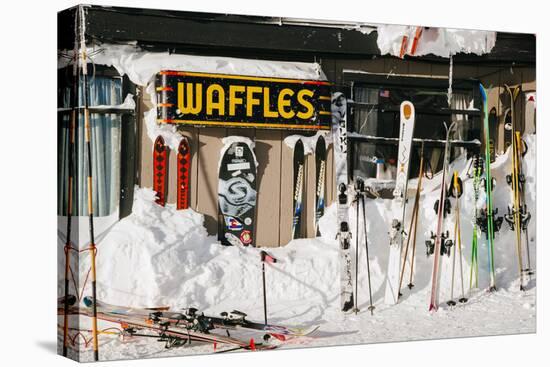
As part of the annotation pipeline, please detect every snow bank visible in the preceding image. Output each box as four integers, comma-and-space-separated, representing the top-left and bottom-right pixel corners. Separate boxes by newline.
65, 135, 535, 317
376, 25, 496, 58
63, 135, 535, 361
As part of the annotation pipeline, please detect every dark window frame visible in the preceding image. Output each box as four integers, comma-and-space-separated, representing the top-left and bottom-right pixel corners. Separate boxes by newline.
343, 71, 482, 185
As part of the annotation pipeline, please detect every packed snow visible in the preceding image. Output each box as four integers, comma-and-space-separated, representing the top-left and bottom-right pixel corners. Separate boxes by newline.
58, 134, 536, 362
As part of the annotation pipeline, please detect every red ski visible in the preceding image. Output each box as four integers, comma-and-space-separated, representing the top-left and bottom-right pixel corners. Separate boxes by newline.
177, 137, 191, 210
153, 136, 168, 206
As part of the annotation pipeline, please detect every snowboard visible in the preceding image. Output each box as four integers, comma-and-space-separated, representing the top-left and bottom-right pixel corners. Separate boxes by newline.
153, 136, 168, 206
218, 141, 257, 247
385, 101, 415, 305
177, 137, 191, 210
314, 135, 327, 236
332, 92, 354, 312
291, 139, 305, 239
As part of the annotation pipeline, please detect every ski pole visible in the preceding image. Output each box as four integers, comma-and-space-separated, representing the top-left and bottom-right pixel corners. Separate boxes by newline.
408, 143, 425, 289
448, 193, 458, 306
353, 181, 361, 314
63, 35, 78, 356
361, 191, 375, 315
398, 143, 424, 294
260, 251, 277, 325
398, 188, 418, 296
79, 6, 99, 360
456, 194, 468, 303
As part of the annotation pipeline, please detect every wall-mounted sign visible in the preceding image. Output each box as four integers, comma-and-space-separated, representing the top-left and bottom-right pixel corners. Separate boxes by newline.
156, 71, 331, 130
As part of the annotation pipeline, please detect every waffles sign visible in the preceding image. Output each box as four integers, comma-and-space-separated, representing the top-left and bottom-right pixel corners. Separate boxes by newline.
156, 71, 331, 130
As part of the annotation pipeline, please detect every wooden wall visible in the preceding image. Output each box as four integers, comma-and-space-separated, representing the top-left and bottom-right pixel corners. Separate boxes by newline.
139, 91, 335, 247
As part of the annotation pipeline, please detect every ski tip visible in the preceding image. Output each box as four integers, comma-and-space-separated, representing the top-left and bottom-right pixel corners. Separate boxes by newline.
400, 101, 414, 120
479, 83, 487, 101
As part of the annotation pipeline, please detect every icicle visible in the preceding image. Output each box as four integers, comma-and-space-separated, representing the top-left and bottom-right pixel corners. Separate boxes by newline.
447, 55, 453, 107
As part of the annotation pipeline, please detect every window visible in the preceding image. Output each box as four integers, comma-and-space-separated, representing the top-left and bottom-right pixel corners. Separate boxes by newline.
58, 68, 134, 217
345, 72, 481, 184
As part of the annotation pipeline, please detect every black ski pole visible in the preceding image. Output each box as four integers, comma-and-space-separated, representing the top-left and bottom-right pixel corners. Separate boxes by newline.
260, 251, 277, 325
361, 189, 375, 315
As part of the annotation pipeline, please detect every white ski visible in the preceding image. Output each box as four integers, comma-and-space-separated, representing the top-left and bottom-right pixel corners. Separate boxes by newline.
332, 92, 354, 312
384, 101, 416, 305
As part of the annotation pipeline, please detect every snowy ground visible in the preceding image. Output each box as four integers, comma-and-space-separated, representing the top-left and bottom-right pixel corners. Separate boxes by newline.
58, 135, 536, 362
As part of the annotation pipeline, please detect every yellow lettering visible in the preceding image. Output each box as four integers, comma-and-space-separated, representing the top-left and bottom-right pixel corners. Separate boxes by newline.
296, 89, 314, 119
206, 84, 225, 115
278, 88, 295, 119
263, 87, 278, 118
246, 86, 262, 117
229, 85, 246, 116
177, 82, 202, 114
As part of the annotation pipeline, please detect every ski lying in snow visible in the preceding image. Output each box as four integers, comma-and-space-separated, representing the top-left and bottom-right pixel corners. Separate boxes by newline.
385, 101, 415, 305
427, 121, 456, 312
83, 297, 318, 338
153, 135, 168, 206
218, 141, 257, 246
291, 139, 305, 239
177, 137, 191, 210
314, 135, 327, 236
81, 298, 277, 351
332, 92, 354, 313
152, 310, 319, 338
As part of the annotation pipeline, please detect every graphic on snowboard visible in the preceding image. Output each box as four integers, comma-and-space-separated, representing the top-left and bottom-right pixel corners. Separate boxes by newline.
177, 137, 191, 210
153, 135, 168, 206
218, 141, 257, 247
